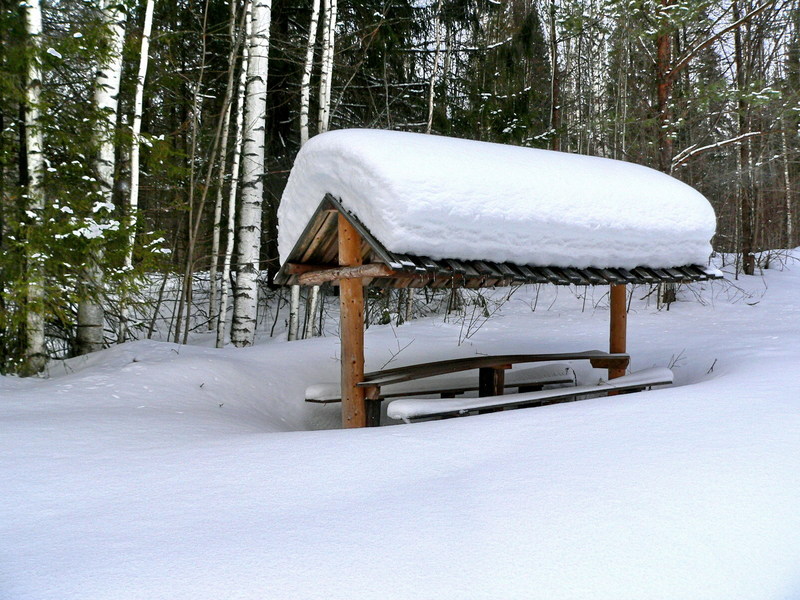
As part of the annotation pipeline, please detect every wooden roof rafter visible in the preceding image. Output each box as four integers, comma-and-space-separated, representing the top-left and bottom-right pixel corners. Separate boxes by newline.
275, 194, 723, 289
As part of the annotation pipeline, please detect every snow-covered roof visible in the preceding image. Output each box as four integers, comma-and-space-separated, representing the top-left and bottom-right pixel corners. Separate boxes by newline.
278, 129, 716, 270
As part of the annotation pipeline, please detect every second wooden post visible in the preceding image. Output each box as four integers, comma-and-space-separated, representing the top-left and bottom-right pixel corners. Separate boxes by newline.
609, 284, 627, 380
339, 214, 367, 427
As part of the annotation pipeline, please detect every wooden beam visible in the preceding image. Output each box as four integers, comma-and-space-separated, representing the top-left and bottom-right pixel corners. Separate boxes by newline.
609, 284, 627, 379
339, 214, 367, 428
299, 263, 397, 286
284, 262, 337, 275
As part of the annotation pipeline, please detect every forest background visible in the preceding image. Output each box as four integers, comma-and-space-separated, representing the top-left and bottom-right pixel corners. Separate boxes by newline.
1, 0, 798, 375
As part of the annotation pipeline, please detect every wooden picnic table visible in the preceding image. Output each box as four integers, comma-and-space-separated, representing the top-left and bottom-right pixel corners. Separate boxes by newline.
387, 367, 673, 423
356, 350, 630, 426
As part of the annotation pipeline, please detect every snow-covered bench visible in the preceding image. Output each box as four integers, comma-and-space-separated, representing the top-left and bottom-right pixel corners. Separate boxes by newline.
386, 367, 674, 423
305, 362, 576, 403
308, 350, 629, 426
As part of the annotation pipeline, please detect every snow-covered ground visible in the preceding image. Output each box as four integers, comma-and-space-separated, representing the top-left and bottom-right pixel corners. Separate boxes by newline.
2, 257, 800, 599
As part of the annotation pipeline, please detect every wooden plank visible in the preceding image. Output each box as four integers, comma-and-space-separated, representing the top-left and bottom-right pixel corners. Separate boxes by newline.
300, 210, 338, 263
387, 368, 673, 421
614, 268, 638, 283
631, 267, 658, 284
522, 266, 551, 284
299, 263, 398, 286
664, 267, 686, 281
540, 267, 570, 285
609, 284, 627, 380
597, 268, 625, 284
651, 268, 672, 280
339, 214, 367, 428
360, 351, 629, 387
589, 356, 630, 369
577, 268, 605, 285
306, 364, 574, 403
558, 267, 588, 285
325, 194, 400, 270
504, 264, 530, 284
472, 261, 502, 287
685, 265, 708, 280
284, 262, 337, 275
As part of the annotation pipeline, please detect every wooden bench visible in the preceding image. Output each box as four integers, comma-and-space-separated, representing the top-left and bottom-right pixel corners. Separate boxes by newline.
306, 363, 576, 403
308, 350, 630, 426
386, 367, 674, 423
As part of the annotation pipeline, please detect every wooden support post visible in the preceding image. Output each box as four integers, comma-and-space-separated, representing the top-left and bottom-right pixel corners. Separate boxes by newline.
609, 284, 627, 380
339, 214, 367, 428
478, 365, 508, 397
478, 366, 507, 414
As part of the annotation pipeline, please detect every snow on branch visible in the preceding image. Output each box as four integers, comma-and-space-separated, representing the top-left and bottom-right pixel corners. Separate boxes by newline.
672, 131, 762, 169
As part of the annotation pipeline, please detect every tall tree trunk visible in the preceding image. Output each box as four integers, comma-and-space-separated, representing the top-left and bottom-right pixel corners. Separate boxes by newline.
299, 0, 320, 145
782, 116, 793, 247
231, 0, 272, 347
549, 0, 560, 152
175, 0, 211, 344
655, 0, 674, 174
295, 0, 335, 340
22, 0, 46, 375
426, 0, 443, 135
121, 0, 155, 342
217, 1, 251, 348
288, 285, 300, 340
734, 0, 755, 275
317, 0, 336, 132
210, 0, 246, 332
79, 0, 127, 355
655, 0, 676, 304
290, 0, 321, 341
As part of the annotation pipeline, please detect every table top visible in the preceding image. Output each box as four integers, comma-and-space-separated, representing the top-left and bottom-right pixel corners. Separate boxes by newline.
358, 350, 630, 387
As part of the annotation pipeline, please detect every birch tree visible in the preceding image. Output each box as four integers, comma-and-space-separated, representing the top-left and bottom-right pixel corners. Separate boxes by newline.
291, 0, 321, 341
231, 0, 272, 347
217, 2, 251, 348
210, 0, 246, 333
78, 0, 127, 354
121, 0, 155, 341
22, 0, 46, 374
304, 0, 337, 339
299, 0, 321, 146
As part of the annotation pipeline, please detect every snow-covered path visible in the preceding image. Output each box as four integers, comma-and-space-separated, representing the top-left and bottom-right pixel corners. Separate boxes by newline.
2, 262, 800, 599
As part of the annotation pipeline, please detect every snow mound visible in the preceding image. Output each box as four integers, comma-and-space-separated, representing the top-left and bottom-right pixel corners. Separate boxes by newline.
278, 129, 717, 269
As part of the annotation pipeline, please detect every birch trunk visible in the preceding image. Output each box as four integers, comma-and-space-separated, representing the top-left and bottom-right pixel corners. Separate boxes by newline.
307, 0, 337, 337
425, 0, 442, 135
317, 0, 336, 132
23, 0, 46, 374
782, 116, 793, 246
548, 0, 561, 152
288, 285, 300, 340
209, 101, 232, 332
217, 1, 251, 348
210, 1, 244, 332
120, 0, 155, 341
288, 0, 320, 340
733, 0, 755, 275
299, 0, 320, 145
231, 0, 271, 347
79, 0, 126, 355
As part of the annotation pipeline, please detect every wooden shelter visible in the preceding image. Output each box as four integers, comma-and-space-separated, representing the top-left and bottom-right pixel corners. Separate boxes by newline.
275, 193, 720, 428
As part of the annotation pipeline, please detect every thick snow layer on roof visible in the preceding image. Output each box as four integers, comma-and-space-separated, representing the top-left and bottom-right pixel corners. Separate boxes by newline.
278, 129, 716, 269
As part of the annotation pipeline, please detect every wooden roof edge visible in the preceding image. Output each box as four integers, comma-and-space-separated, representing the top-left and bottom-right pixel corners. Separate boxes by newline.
275, 194, 399, 285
